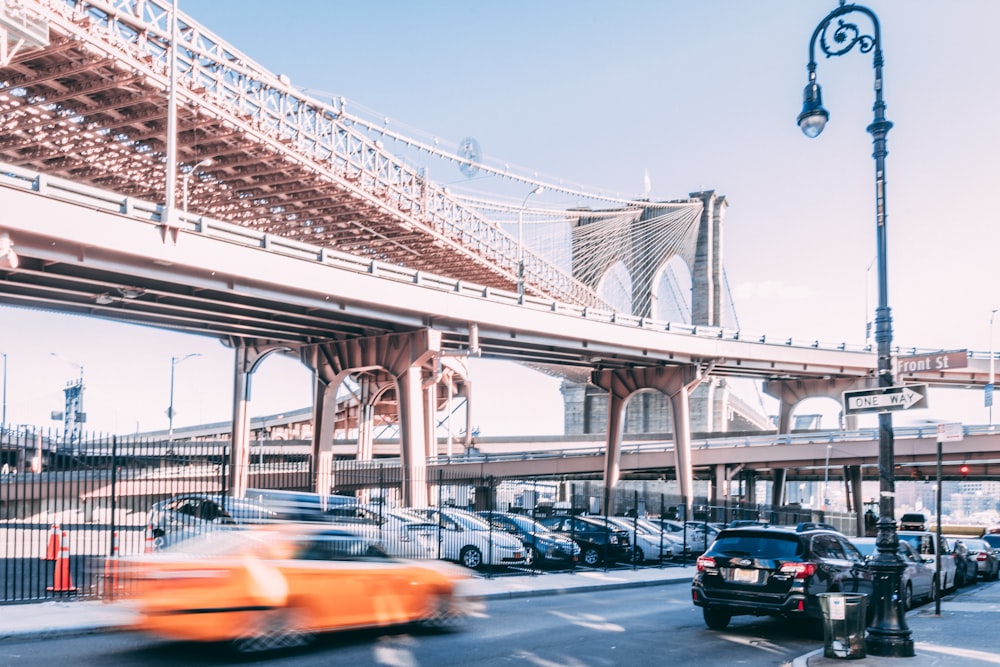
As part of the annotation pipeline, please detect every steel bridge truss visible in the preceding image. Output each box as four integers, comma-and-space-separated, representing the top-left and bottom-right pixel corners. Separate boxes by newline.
0, 0, 608, 306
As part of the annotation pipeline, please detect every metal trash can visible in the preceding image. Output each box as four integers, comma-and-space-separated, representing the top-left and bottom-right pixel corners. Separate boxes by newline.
818, 593, 867, 659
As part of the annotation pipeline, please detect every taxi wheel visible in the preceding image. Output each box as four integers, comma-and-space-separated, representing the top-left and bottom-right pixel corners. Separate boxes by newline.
525, 546, 540, 567
231, 608, 314, 654
461, 546, 483, 569
420, 594, 462, 632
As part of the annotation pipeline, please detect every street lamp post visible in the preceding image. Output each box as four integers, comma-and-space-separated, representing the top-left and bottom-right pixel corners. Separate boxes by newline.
1, 351, 7, 427
517, 185, 544, 299
989, 308, 998, 425
823, 444, 831, 508
798, 3, 913, 657
168, 353, 201, 440
181, 158, 213, 213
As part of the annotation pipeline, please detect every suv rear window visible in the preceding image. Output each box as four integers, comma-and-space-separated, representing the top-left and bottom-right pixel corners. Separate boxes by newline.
709, 533, 802, 558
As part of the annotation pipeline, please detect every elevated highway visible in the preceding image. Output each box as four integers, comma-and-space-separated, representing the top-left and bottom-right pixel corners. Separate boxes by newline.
1, 0, 995, 512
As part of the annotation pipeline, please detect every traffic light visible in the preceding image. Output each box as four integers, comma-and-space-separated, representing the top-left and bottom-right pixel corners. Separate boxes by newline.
959, 464, 970, 476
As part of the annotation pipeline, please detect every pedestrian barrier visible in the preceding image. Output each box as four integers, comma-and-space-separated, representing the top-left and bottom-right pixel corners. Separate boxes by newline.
46, 530, 77, 593
42, 522, 61, 561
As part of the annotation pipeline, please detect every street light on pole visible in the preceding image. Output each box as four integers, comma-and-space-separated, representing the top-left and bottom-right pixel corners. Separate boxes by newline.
517, 185, 544, 299
798, 3, 913, 657
181, 158, 213, 213
989, 308, 998, 425
823, 444, 831, 508
1, 351, 7, 428
168, 353, 201, 441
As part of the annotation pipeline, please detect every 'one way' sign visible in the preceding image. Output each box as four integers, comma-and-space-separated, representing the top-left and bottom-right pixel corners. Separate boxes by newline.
843, 384, 928, 415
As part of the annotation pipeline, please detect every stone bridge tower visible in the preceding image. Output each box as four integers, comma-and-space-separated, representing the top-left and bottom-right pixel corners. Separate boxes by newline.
561, 191, 758, 437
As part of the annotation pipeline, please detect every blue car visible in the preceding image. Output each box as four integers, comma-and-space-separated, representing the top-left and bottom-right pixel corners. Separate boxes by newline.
477, 511, 580, 568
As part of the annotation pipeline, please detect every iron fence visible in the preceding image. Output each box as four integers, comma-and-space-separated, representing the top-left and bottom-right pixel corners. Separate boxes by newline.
1, 426, 865, 604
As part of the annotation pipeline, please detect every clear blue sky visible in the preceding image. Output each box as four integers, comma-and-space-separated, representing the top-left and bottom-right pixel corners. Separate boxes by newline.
3, 0, 999, 435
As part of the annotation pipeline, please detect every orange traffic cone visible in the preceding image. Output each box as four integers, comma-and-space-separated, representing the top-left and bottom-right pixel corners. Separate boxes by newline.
42, 522, 61, 561
103, 530, 122, 599
143, 524, 155, 554
47, 530, 77, 593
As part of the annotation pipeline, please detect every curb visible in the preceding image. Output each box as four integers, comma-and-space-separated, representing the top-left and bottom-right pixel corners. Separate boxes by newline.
477, 573, 690, 601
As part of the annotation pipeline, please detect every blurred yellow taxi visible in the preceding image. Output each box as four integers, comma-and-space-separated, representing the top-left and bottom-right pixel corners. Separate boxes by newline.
120, 523, 476, 652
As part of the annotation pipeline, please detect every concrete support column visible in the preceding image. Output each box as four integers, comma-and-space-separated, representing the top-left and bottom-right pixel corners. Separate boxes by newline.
230, 345, 252, 499
743, 469, 757, 505
423, 377, 437, 459
846, 464, 864, 537
397, 363, 428, 507
593, 364, 702, 517
227, 340, 295, 499
306, 330, 441, 507
772, 468, 787, 507
357, 375, 376, 461
712, 464, 727, 507
312, 372, 342, 495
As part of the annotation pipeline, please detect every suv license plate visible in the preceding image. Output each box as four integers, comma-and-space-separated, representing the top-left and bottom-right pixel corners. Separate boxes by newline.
731, 568, 759, 584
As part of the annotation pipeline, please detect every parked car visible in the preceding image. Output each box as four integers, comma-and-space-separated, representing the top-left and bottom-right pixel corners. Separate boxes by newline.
476, 511, 580, 567
538, 515, 632, 566
409, 507, 527, 570
692, 522, 874, 630
896, 530, 959, 592
945, 537, 979, 587
320, 504, 439, 559
959, 537, 1000, 581
604, 516, 676, 563
648, 518, 716, 554
849, 536, 936, 609
983, 533, 1000, 553
121, 523, 475, 652
898, 512, 927, 531
145, 493, 278, 551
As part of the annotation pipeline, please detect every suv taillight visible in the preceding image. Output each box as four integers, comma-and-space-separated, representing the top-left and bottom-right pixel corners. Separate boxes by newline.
779, 562, 817, 579
696, 555, 716, 571
976, 553, 987, 562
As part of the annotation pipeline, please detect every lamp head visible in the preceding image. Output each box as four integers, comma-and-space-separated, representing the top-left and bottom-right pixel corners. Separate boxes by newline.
797, 80, 829, 138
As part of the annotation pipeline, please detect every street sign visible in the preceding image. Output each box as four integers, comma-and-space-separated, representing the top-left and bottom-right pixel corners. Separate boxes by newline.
986, 383, 994, 408
843, 384, 929, 415
936, 422, 963, 442
897, 350, 968, 375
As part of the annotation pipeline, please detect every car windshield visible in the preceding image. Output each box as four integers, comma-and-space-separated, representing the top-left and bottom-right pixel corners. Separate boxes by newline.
898, 533, 937, 555
709, 533, 802, 559
430, 510, 490, 531
502, 514, 551, 534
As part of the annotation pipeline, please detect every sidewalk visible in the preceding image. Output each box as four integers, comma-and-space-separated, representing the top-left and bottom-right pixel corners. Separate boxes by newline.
2, 564, 999, 667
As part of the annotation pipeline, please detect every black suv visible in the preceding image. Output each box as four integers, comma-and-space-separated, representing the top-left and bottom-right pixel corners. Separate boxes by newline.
539, 515, 631, 566
691, 523, 873, 630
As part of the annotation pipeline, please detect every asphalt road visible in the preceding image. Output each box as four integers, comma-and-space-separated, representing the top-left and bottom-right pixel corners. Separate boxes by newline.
0, 586, 823, 666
